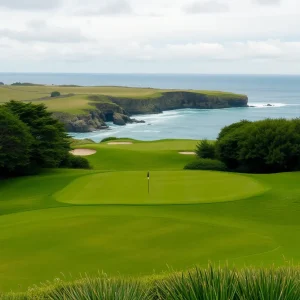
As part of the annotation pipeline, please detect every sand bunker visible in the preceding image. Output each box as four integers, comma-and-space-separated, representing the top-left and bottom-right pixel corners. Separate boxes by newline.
70, 149, 97, 156
108, 142, 133, 145
179, 152, 196, 155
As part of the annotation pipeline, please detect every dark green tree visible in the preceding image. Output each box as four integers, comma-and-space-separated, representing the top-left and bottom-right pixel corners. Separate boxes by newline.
51, 91, 61, 97
4, 101, 71, 168
216, 119, 300, 173
0, 107, 33, 175
217, 119, 250, 140
195, 139, 215, 159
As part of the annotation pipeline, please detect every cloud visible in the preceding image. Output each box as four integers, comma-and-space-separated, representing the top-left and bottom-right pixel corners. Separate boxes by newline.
111, 40, 300, 62
0, 21, 88, 43
78, 0, 132, 15
254, 0, 281, 5
164, 43, 225, 58
0, 0, 62, 10
183, 0, 229, 14
245, 41, 282, 58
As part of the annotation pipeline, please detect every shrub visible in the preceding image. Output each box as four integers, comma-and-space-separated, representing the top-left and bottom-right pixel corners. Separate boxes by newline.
51, 91, 61, 97
155, 265, 300, 300
4, 265, 300, 299
216, 118, 300, 173
195, 139, 216, 159
184, 158, 227, 171
101, 136, 118, 143
60, 154, 91, 169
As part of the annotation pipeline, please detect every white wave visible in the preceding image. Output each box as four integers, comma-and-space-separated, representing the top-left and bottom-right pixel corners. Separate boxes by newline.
250, 102, 287, 108
131, 130, 161, 133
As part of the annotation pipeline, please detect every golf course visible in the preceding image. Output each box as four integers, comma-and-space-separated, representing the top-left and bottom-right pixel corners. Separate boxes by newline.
1, 138, 300, 293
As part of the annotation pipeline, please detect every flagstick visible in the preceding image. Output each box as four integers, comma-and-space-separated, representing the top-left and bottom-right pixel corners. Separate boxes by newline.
147, 171, 150, 194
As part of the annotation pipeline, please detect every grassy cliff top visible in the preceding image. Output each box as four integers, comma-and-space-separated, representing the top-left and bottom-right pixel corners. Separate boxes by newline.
0, 85, 247, 114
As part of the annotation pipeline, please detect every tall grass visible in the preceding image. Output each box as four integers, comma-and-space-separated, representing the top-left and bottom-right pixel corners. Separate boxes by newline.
1, 265, 300, 300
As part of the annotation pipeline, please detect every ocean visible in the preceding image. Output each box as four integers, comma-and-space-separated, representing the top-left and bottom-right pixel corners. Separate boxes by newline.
1, 73, 300, 141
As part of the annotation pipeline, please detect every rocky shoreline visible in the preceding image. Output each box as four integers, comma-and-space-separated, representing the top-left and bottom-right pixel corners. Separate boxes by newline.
53, 91, 248, 132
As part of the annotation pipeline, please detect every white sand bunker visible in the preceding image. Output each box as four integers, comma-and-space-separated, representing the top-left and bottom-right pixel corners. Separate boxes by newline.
108, 142, 133, 145
179, 152, 196, 155
70, 149, 97, 156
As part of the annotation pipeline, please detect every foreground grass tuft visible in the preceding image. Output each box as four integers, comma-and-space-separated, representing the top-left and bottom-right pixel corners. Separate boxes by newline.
2, 266, 300, 300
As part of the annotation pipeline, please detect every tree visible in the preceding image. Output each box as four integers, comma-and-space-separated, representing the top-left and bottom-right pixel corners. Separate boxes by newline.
195, 139, 215, 159
4, 101, 71, 168
0, 107, 33, 175
51, 91, 61, 97
217, 119, 250, 140
216, 119, 300, 173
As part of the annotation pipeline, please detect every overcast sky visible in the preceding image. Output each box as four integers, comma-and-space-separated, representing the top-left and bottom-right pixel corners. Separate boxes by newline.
0, 0, 299, 74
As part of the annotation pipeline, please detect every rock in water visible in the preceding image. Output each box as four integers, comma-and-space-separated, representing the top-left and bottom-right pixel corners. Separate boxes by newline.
113, 113, 127, 126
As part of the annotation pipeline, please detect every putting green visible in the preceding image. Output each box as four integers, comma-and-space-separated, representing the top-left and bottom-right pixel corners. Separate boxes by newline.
0, 206, 276, 291
55, 171, 267, 205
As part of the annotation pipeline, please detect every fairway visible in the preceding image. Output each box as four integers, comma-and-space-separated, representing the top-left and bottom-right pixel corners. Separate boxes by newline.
0, 206, 276, 292
56, 171, 267, 205
1, 139, 300, 292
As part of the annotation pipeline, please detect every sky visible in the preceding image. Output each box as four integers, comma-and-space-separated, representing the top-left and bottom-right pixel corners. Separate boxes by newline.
0, 0, 299, 74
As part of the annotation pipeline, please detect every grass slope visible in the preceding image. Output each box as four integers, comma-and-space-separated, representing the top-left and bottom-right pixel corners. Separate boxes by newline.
0, 85, 246, 114
1, 139, 300, 292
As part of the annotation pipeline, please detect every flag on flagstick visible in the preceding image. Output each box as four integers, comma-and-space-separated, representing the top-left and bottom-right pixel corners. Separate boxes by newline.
147, 171, 150, 194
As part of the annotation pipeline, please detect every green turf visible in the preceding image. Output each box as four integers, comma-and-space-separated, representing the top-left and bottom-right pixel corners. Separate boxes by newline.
1, 139, 300, 293
55, 171, 267, 205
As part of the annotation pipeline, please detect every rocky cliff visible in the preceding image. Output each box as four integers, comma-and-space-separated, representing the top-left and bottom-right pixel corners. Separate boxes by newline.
53, 91, 248, 132
109, 91, 248, 115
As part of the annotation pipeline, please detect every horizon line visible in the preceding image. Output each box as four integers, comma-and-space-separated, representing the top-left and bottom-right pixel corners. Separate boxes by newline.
1, 72, 300, 76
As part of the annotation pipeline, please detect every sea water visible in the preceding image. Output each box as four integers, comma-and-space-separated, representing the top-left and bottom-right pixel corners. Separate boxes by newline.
1, 73, 300, 141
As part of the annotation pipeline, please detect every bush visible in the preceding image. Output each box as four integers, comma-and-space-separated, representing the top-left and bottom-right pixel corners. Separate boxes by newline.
155, 265, 300, 300
195, 139, 216, 159
184, 158, 227, 171
216, 118, 300, 173
101, 136, 118, 143
3, 265, 300, 299
51, 91, 61, 97
60, 154, 91, 169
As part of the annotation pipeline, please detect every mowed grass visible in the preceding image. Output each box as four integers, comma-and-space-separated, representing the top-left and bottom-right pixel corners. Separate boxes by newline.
1, 139, 300, 292
56, 171, 266, 205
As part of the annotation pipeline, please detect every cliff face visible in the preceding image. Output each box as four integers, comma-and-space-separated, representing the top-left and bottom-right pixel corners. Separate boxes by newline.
109, 92, 248, 115
53, 91, 248, 132
53, 110, 108, 133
